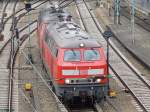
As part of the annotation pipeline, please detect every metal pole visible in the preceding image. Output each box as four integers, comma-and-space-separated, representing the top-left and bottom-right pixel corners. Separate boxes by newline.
114, 0, 120, 24
103, 30, 113, 97
107, 0, 111, 16
96, 0, 100, 7
131, 0, 135, 44
27, 4, 33, 64
107, 38, 109, 75
106, 35, 110, 97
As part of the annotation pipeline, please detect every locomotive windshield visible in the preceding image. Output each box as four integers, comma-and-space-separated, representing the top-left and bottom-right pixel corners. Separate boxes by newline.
84, 49, 100, 61
64, 49, 100, 61
64, 50, 80, 61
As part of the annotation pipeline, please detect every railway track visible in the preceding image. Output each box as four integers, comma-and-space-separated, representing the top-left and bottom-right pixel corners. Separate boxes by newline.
0, 17, 37, 112
0, 1, 19, 111
120, 0, 150, 33
0, 0, 10, 32
0, 0, 48, 51
75, 0, 150, 112
19, 30, 68, 112
118, 1, 150, 69
0, 1, 49, 111
13, 1, 68, 112
67, 102, 101, 112
66, 1, 104, 112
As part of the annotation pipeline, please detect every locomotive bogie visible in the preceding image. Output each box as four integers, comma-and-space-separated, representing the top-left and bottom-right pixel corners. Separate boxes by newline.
55, 83, 108, 102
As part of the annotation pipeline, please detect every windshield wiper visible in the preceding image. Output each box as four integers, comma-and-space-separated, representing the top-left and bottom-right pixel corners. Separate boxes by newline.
91, 48, 97, 55
71, 49, 76, 56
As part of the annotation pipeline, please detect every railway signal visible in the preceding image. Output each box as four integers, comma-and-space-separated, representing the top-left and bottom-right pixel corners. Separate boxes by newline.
24, 0, 31, 11
25, 2, 31, 11
24, 1, 34, 64
103, 30, 114, 96
102, 30, 113, 77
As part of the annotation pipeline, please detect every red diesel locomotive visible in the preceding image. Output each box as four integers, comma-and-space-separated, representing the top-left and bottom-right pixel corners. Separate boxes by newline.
37, 5, 109, 102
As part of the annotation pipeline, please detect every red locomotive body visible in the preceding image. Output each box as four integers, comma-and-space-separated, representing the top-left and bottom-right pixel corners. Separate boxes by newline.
37, 6, 109, 102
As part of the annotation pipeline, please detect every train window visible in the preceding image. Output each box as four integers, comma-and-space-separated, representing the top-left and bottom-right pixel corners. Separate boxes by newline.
64, 50, 80, 61
84, 49, 100, 61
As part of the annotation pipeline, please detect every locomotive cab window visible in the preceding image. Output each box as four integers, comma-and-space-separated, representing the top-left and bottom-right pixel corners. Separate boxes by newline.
84, 49, 100, 61
64, 50, 80, 61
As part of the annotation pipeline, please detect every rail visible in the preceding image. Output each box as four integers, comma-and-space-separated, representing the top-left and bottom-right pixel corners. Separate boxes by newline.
8, 0, 20, 111
0, 0, 48, 54
78, 0, 150, 111
0, 1, 48, 111
0, 0, 10, 32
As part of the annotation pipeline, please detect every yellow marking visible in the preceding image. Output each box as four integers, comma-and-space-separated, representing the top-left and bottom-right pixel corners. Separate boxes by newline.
24, 83, 32, 91
109, 90, 117, 97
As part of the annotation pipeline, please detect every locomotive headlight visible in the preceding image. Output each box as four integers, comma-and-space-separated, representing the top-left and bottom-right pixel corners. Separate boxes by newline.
65, 79, 70, 84
96, 79, 101, 83
79, 43, 84, 47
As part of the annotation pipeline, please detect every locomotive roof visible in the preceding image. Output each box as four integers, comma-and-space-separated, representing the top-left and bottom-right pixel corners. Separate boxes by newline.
39, 7, 102, 48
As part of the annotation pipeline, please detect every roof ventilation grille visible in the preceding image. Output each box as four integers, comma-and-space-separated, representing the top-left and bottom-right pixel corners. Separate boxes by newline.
58, 14, 72, 22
